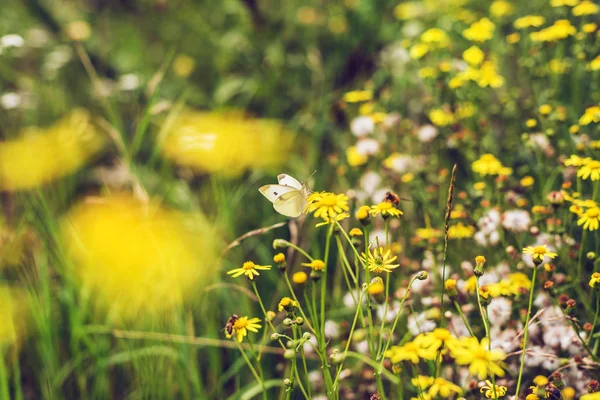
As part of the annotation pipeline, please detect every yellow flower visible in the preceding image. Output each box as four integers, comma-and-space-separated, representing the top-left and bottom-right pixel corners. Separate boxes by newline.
591, 272, 600, 288
65, 20, 92, 41
522, 245, 558, 262
356, 205, 371, 221
304, 192, 349, 220
227, 261, 272, 280
564, 154, 585, 167
61, 193, 220, 321
581, 394, 600, 400
225, 316, 262, 342
278, 297, 298, 312
573, 1, 599, 16
362, 247, 400, 273
472, 154, 503, 176
589, 56, 600, 71
343, 90, 373, 103
578, 207, 600, 230
172, 54, 195, 77
477, 60, 505, 88
526, 119, 537, 128
428, 108, 456, 126
410, 43, 430, 59
368, 277, 385, 296
490, 0, 514, 17
292, 271, 308, 284
370, 202, 403, 218
420, 28, 450, 47
577, 159, 600, 181
444, 279, 457, 291
463, 18, 495, 42
160, 110, 293, 177
0, 110, 104, 191
386, 340, 437, 364
448, 222, 475, 239
346, 146, 368, 167
414, 328, 454, 352
480, 380, 508, 398
411, 375, 435, 390
415, 227, 441, 240
302, 259, 326, 271
506, 32, 521, 43
447, 337, 507, 379
583, 23, 598, 33
463, 46, 485, 66
514, 15, 545, 29
520, 176, 535, 187
579, 106, 600, 125
429, 377, 462, 398
419, 67, 437, 79
349, 227, 363, 236
530, 20, 576, 42
563, 387, 576, 400
539, 104, 552, 115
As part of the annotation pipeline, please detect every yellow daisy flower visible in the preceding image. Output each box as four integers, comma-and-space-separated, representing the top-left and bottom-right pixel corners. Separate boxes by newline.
480, 380, 508, 398
225, 316, 262, 342
522, 245, 558, 262
578, 207, 600, 230
362, 247, 400, 273
370, 202, 403, 218
304, 192, 349, 220
227, 261, 272, 280
577, 159, 600, 181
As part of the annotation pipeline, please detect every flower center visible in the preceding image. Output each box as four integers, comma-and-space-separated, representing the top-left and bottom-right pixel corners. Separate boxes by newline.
321, 194, 338, 206
588, 208, 600, 218
380, 202, 393, 209
589, 161, 600, 170
533, 246, 547, 254
243, 261, 256, 270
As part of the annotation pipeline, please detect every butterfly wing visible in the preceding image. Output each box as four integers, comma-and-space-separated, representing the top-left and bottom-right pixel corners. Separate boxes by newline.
277, 174, 303, 190
273, 190, 306, 218
259, 184, 298, 203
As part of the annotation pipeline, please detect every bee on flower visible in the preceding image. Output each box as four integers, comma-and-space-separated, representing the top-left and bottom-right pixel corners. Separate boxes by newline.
224, 315, 262, 342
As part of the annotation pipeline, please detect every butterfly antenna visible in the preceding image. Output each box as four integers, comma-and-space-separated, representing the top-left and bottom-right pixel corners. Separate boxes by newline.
302, 170, 317, 186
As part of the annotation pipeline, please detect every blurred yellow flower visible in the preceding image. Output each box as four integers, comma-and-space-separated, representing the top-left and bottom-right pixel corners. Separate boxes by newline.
343, 90, 373, 103
539, 104, 552, 115
583, 23, 598, 33
159, 110, 293, 177
410, 43, 430, 59
0, 286, 26, 347
506, 32, 521, 44
579, 106, 600, 125
477, 60, 505, 88
472, 154, 504, 176
573, 1, 599, 16
463, 18, 495, 42
420, 28, 449, 47
61, 193, 220, 322
448, 222, 475, 239
578, 159, 600, 180
520, 176, 535, 187
428, 108, 455, 126
463, 46, 485, 66
530, 20, 576, 42
172, 54, 195, 78
514, 15, 545, 29
0, 110, 104, 191
589, 56, 600, 71
490, 1, 514, 17
551, 0, 579, 6
346, 146, 368, 167
65, 20, 91, 41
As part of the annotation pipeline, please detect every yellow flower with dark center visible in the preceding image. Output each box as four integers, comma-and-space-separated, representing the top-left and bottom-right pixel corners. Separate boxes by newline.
480, 380, 508, 398
447, 337, 506, 379
573, 1, 599, 16
448, 222, 475, 239
159, 110, 293, 177
577, 159, 600, 181
362, 247, 400, 273
225, 316, 262, 343
463, 18, 495, 42
370, 202, 403, 218
302, 259, 325, 271
227, 261, 272, 280
304, 192, 349, 220
514, 15, 545, 29
61, 193, 220, 322
522, 245, 558, 261
0, 109, 104, 191
578, 207, 600, 230
589, 272, 600, 288
277, 297, 298, 312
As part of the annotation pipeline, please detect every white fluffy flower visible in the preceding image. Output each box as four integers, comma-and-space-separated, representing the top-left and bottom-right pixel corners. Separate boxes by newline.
417, 124, 438, 143
0, 93, 21, 110
0, 34, 24, 48
407, 313, 436, 335
356, 138, 380, 156
350, 116, 375, 137
324, 320, 340, 339
487, 297, 512, 326
501, 209, 531, 232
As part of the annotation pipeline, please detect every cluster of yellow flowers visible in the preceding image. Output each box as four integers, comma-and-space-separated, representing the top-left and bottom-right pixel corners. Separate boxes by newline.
472, 154, 513, 177
386, 328, 507, 380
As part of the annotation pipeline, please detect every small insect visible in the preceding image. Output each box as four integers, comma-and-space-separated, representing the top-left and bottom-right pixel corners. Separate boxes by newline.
224, 314, 239, 337
545, 383, 561, 400
383, 191, 401, 206
259, 174, 312, 218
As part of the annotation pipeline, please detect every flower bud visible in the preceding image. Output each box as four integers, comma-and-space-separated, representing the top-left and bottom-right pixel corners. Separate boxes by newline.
356, 206, 371, 226
283, 349, 295, 360
273, 239, 289, 249
416, 271, 428, 280
474, 255, 486, 277
478, 285, 491, 307
292, 271, 308, 285
368, 277, 385, 303
310, 269, 322, 282
271, 333, 281, 341
283, 318, 294, 327
330, 349, 344, 365
588, 252, 597, 260
274, 253, 286, 270
284, 378, 292, 387
302, 332, 311, 340
295, 316, 304, 326
444, 279, 458, 299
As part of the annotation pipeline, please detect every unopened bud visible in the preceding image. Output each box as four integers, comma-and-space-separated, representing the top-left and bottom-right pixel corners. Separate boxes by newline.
273, 239, 289, 249
283, 349, 295, 360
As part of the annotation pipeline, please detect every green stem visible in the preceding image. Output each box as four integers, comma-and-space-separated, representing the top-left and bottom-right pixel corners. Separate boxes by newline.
283, 274, 316, 335
589, 293, 600, 347
515, 265, 539, 397
453, 300, 476, 337
236, 341, 266, 400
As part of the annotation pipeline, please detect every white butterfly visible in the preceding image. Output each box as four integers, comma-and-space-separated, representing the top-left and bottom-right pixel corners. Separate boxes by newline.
259, 174, 311, 218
